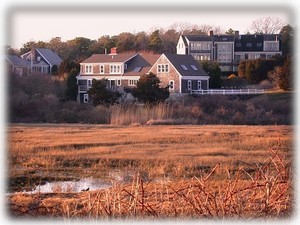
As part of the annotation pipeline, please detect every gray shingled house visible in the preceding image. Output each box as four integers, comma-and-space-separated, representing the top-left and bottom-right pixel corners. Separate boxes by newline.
20, 47, 62, 74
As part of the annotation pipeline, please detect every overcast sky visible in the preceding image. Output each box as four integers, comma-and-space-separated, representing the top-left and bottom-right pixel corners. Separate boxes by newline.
6, 5, 293, 49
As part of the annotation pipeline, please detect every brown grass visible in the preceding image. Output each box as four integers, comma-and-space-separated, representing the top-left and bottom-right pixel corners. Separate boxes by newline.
7, 124, 293, 219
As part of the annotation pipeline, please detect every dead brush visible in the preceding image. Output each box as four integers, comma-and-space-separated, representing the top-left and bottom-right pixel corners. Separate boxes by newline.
7, 141, 293, 220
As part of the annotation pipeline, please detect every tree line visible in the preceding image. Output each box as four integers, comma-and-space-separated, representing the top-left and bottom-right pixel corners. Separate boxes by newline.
8, 18, 293, 62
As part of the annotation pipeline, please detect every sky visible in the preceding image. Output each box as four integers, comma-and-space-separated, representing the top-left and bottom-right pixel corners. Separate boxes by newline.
6, 4, 293, 49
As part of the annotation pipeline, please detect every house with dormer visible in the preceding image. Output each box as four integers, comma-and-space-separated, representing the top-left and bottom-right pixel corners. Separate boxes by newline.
77, 48, 160, 103
21, 47, 62, 74
149, 54, 209, 93
77, 48, 209, 103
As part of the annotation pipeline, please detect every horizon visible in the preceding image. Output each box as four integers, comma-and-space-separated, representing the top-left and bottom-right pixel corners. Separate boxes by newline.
6, 6, 292, 49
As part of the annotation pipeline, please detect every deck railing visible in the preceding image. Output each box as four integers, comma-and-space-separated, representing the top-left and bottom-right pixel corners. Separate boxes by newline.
190, 89, 264, 95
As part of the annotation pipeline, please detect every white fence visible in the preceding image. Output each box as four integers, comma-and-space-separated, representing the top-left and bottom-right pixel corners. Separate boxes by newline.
191, 89, 264, 95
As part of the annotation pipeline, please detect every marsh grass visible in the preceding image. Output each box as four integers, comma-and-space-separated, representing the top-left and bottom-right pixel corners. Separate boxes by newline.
7, 124, 293, 219
8, 148, 292, 219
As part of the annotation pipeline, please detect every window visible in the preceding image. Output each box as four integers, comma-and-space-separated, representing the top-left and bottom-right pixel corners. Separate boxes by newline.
264, 42, 279, 51
187, 80, 192, 90
87, 79, 92, 88
117, 79, 121, 86
246, 43, 252, 47
83, 94, 89, 103
236, 43, 242, 47
129, 79, 138, 86
256, 43, 263, 47
157, 64, 169, 73
85, 65, 93, 74
169, 80, 174, 90
100, 65, 104, 74
110, 64, 122, 74
197, 81, 202, 90
190, 65, 198, 71
124, 64, 127, 70
180, 64, 188, 71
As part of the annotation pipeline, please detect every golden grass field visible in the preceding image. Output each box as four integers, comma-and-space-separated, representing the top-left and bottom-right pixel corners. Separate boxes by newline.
7, 124, 293, 220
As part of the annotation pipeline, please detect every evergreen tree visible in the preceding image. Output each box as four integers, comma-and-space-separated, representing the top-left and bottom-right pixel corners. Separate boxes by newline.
132, 73, 169, 104
65, 68, 79, 101
201, 61, 222, 88
88, 79, 121, 106
280, 24, 294, 56
148, 30, 163, 53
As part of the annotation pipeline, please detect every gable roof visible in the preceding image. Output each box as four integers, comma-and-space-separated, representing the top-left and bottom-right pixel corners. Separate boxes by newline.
20, 48, 62, 66
36, 48, 62, 66
81, 52, 137, 64
5, 55, 30, 67
163, 54, 208, 77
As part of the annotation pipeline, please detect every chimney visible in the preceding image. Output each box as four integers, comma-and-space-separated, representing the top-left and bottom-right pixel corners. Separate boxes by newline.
110, 47, 117, 55
31, 45, 36, 62
209, 30, 214, 37
234, 31, 240, 39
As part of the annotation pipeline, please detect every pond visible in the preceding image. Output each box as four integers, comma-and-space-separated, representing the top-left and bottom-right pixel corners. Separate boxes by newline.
22, 177, 111, 194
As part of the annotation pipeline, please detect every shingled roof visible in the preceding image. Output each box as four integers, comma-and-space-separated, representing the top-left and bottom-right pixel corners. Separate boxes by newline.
6, 55, 30, 67
125, 53, 160, 76
81, 52, 137, 64
163, 54, 208, 77
36, 48, 62, 66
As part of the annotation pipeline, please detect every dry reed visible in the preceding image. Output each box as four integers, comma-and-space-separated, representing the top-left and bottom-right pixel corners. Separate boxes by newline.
8, 147, 293, 219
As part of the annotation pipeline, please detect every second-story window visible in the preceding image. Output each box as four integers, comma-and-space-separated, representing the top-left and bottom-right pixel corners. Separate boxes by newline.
157, 64, 169, 73
85, 65, 93, 74
110, 64, 122, 74
100, 65, 105, 74
264, 42, 279, 52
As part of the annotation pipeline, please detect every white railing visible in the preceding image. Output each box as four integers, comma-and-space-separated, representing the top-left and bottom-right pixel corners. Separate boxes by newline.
191, 89, 264, 95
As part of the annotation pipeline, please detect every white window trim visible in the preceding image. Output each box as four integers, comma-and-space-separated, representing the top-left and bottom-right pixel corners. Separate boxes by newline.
87, 79, 93, 88
117, 79, 121, 86
169, 80, 174, 90
83, 94, 89, 103
187, 80, 192, 90
197, 80, 202, 90
85, 65, 93, 74
129, 79, 138, 86
157, 64, 169, 73
110, 64, 122, 74
100, 64, 105, 74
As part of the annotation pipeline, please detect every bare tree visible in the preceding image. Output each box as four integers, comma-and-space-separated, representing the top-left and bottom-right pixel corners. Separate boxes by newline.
250, 16, 285, 34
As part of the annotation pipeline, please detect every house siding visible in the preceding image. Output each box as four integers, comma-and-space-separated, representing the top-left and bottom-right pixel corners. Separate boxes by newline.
181, 79, 208, 93
149, 55, 180, 93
